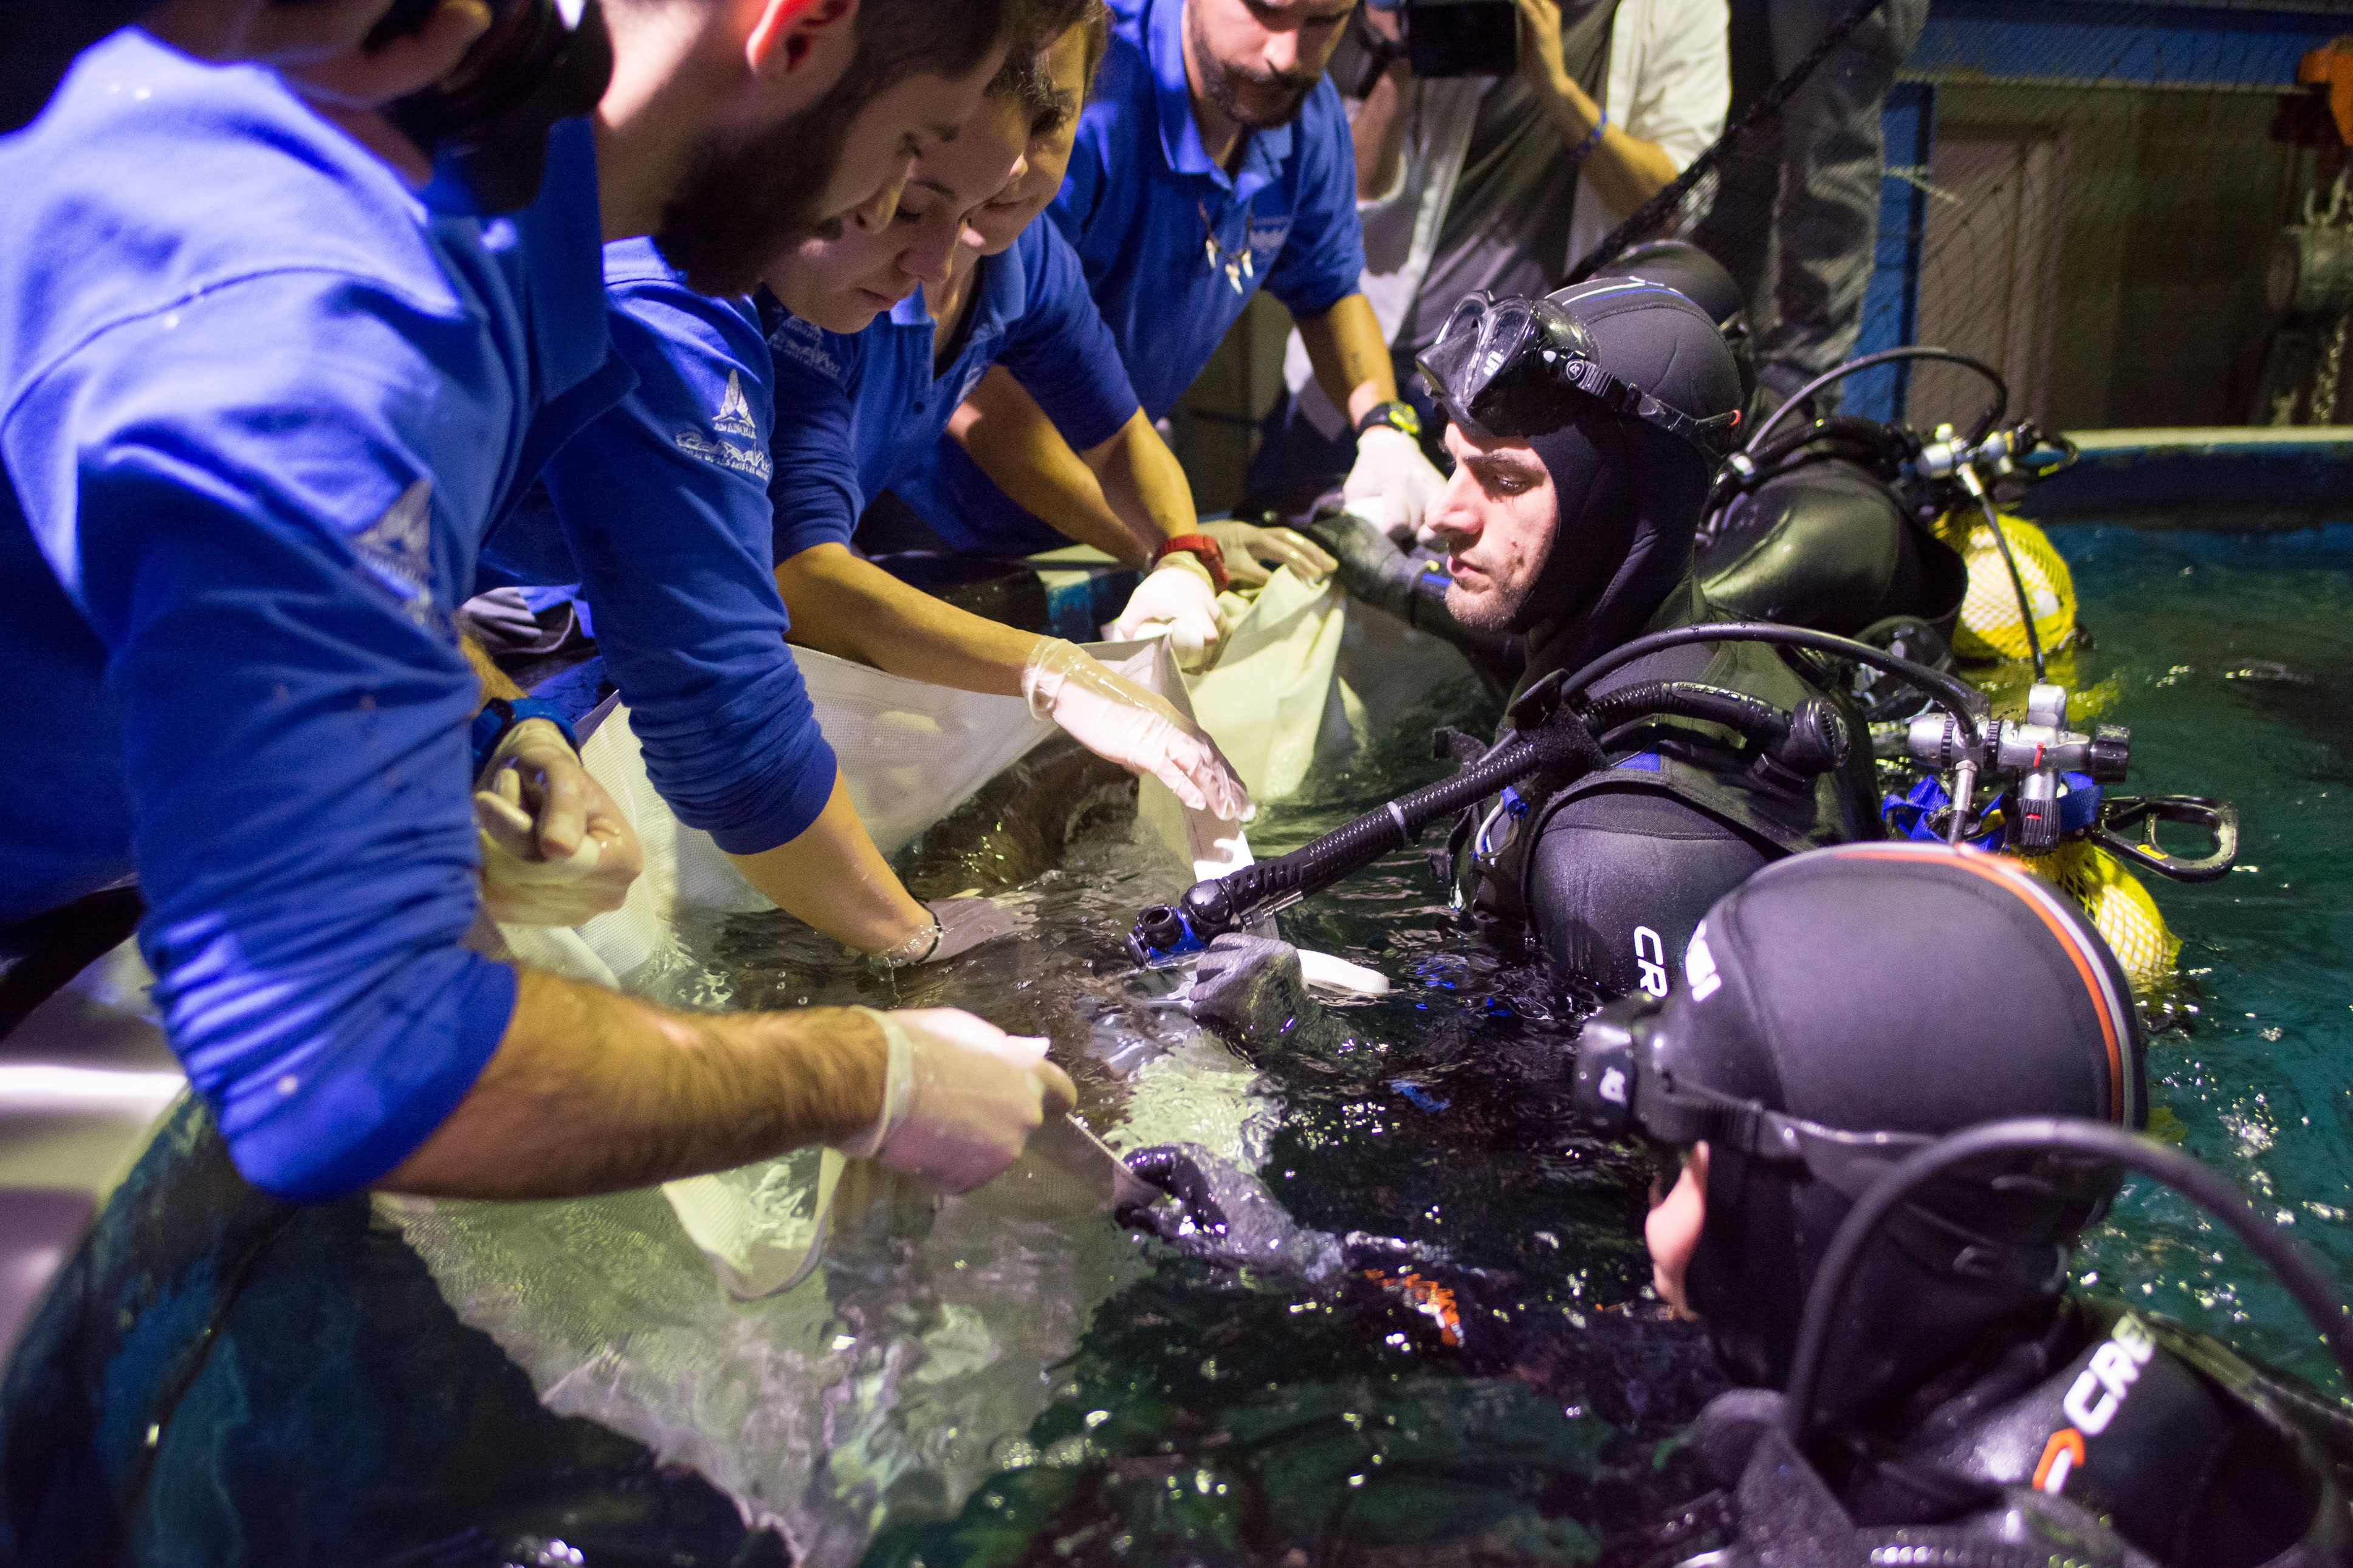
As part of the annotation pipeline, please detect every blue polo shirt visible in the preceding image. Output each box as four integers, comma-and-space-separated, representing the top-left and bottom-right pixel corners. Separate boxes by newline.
479, 238, 841, 856
0, 32, 626, 1201
896, 0, 1365, 552
766, 217, 1138, 560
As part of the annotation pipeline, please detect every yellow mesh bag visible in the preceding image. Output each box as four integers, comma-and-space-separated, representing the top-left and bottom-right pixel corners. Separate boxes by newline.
2009, 840, 2180, 993
1933, 509, 2077, 663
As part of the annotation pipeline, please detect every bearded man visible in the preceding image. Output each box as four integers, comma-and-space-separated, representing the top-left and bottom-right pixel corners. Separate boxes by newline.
1420, 276, 1878, 1000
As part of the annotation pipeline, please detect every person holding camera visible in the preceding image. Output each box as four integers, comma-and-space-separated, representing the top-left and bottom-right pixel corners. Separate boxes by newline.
1257, 0, 1728, 515
1686, 0, 1930, 416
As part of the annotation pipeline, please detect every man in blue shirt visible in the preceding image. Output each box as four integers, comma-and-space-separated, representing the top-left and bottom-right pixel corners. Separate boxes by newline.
482, 10, 1248, 970
902, 0, 1449, 556
0, 0, 1072, 1208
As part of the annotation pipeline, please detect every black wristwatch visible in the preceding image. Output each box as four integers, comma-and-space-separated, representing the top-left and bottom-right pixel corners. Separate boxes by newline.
470, 696, 580, 780
1356, 399, 1424, 442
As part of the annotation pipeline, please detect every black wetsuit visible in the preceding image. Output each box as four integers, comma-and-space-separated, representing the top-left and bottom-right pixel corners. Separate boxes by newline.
1451, 581, 1878, 1000
1771, 1297, 2353, 1566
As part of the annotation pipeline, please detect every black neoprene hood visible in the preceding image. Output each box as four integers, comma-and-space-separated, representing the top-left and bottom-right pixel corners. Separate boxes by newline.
1505, 278, 1741, 665
1664, 843, 2148, 1412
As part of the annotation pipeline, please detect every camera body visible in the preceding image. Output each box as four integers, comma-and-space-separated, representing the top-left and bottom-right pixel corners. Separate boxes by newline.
1365, 0, 1520, 80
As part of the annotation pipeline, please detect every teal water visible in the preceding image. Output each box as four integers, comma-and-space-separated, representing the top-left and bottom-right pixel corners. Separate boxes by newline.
57, 526, 2349, 1566
2057, 525, 2353, 1385
864, 523, 2353, 1564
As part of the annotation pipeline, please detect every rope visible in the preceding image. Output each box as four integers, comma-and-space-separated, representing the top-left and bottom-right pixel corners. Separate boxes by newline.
1562, 0, 1894, 286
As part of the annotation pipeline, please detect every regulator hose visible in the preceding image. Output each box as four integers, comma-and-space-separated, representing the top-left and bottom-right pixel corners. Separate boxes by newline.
1544, 622, 1987, 751
1125, 698, 1604, 964
1125, 670, 1859, 964
1781, 1118, 2353, 1448
1744, 347, 2010, 454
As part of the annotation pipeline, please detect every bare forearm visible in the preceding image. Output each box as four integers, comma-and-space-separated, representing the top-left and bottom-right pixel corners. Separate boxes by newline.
462, 635, 527, 704
724, 770, 930, 953
1085, 411, 1200, 551
1539, 83, 1678, 217
957, 368, 1159, 565
1297, 293, 1397, 426
777, 543, 1037, 696
375, 967, 887, 1199
1352, 66, 1413, 202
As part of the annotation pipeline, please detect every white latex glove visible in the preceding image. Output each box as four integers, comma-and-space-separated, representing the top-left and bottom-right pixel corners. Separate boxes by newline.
1107, 556, 1232, 673
867, 894, 1034, 967
1343, 424, 1447, 542
1022, 637, 1249, 821
475, 719, 645, 926
834, 1007, 1077, 1194
1197, 520, 1338, 588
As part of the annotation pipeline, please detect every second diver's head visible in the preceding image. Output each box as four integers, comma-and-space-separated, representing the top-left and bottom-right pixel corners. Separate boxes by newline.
1418, 278, 1742, 650
1609, 844, 2146, 1426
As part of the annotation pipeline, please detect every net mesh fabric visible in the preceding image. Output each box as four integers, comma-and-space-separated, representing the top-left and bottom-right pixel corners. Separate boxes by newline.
2009, 839, 2181, 995
1933, 508, 2078, 663
1578, 3, 2335, 431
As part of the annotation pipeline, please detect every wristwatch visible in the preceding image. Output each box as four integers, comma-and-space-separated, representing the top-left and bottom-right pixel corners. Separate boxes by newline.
470, 696, 580, 780
1153, 532, 1231, 594
1356, 399, 1424, 442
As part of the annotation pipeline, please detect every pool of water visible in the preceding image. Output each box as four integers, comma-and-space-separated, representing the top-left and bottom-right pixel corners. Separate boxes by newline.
849, 522, 2353, 1565
28, 525, 2351, 1567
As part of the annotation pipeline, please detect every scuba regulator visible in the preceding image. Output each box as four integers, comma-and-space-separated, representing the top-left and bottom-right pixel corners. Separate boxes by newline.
1124, 620, 2241, 967
1126, 623, 1909, 966
367, 0, 613, 215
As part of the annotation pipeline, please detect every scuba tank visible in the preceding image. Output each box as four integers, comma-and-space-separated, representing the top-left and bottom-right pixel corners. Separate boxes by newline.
1697, 344, 2081, 683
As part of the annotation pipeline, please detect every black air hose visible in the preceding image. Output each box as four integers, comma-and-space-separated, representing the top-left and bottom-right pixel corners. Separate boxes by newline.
1128, 669, 1860, 961
1155, 702, 1604, 943
1782, 1119, 2353, 1447
1737, 416, 1914, 481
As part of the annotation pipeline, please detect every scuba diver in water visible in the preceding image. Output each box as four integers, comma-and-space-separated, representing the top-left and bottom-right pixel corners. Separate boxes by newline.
1400, 274, 1878, 1000
1310, 238, 1973, 686
1605, 841, 2353, 1564
1133, 844, 2352, 1563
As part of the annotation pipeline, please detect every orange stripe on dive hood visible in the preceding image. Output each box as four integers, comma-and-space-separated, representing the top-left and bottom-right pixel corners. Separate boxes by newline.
1826, 843, 2128, 1125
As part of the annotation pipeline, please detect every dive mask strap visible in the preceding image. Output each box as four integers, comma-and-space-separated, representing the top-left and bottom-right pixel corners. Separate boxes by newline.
1417, 293, 1742, 460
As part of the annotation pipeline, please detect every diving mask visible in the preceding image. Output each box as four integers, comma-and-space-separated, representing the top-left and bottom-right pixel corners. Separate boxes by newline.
1416, 292, 1743, 460
1573, 991, 2105, 1290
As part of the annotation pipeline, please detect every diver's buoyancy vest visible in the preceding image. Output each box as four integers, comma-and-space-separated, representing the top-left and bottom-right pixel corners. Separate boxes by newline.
1698, 457, 1968, 642
1847, 1300, 2353, 1567
1449, 621, 1879, 937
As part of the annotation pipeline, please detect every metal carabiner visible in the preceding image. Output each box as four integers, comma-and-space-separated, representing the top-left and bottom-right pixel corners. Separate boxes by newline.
2085, 795, 2239, 883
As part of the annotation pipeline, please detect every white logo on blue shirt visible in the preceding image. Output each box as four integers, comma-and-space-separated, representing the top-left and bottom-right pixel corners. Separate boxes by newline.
713, 369, 759, 439
351, 478, 441, 630
772, 318, 843, 381
1247, 217, 1293, 259
675, 369, 774, 482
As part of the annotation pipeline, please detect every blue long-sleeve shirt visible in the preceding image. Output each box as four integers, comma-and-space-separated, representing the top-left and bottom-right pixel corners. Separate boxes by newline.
0, 33, 625, 1200
895, 0, 1366, 553
767, 217, 1141, 561
481, 238, 841, 856
475, 219, 1138, 852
